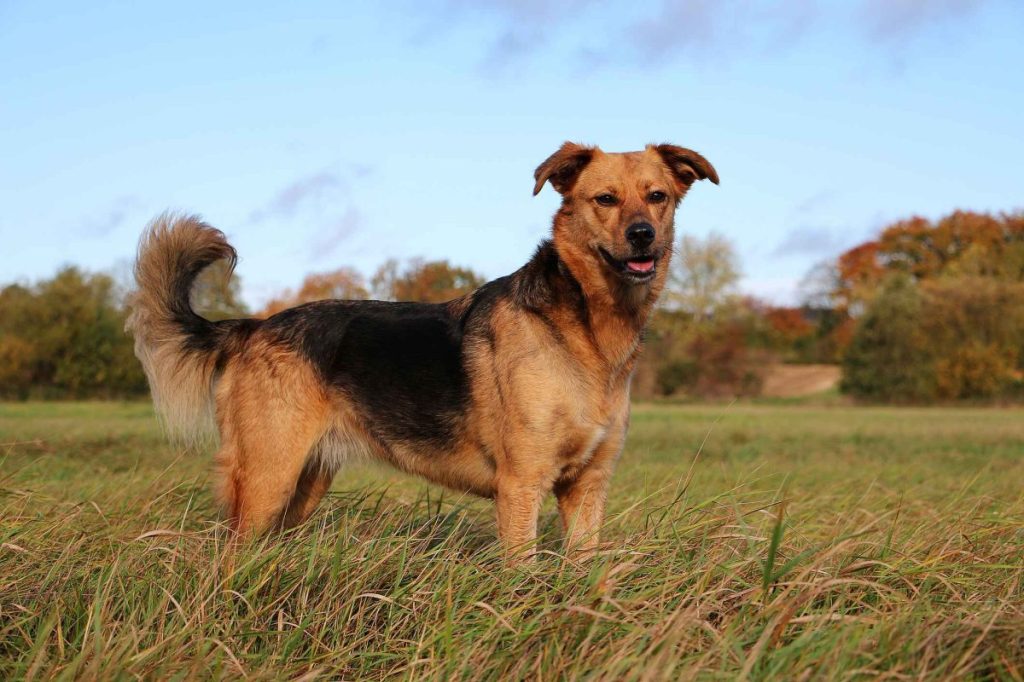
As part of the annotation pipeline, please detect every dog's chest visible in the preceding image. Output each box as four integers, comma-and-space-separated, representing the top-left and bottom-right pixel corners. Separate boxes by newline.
561, 422, 609, 468
552, 386, 625, 469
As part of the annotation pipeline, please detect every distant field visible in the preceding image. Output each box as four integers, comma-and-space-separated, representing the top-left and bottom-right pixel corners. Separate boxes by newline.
2, 401, 1022, 679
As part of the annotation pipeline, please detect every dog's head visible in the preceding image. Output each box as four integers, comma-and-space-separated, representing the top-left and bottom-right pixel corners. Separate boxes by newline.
534, 142, 718, 295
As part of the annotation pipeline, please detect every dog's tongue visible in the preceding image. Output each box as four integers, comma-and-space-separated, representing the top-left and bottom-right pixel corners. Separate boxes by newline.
627, 259, 655, 273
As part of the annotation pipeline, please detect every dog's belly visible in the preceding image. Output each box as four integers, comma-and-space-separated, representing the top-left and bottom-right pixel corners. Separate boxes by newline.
311, 404, 498, 497
389, 441, 498, 498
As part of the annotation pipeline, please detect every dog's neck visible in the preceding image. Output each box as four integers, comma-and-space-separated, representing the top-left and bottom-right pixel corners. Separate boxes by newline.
514, 240, 664, 372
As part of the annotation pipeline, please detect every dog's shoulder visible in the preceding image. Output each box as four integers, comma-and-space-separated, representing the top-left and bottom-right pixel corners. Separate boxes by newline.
510, 241, 587, 323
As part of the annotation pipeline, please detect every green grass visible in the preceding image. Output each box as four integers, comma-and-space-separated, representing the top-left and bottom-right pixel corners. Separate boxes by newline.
2, 401, 1022, 680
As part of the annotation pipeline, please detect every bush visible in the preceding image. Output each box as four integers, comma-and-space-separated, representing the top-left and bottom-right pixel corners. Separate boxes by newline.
0, 267, 148, 399
935, 343, 1013, 400
655, 360, 699, 396
841, 276, 936, 402
638, 303, 771, 399
842, 276, 1024, 402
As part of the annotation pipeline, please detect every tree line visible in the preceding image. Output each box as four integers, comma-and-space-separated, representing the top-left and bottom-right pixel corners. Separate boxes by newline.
1, 209, 1021, 402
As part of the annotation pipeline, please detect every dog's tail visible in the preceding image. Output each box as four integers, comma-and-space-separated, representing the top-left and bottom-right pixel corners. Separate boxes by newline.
126, 212, 250, 444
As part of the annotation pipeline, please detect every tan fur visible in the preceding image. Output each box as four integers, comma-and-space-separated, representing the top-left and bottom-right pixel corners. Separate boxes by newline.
213, 342, 333, 533
131, 143, 716, 557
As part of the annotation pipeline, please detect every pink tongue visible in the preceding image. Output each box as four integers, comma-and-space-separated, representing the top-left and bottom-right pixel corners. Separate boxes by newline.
627, 259, 655, 273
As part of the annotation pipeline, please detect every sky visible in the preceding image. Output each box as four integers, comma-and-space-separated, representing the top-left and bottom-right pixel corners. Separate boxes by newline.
2, 0, 1022, 308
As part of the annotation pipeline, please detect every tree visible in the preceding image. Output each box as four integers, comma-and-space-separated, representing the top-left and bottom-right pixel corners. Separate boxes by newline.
370, 258, 485, 303
260, 267, 369, 317
0, 267, 147, 398
764, 306, 814, 347
841, 274, 1024, 403
834, 241, 885, 313
639, 297, 770, 399
191, 260, 250, 321
664, 232, 741, 320
921, 278, 1024, 400
831, 211, 1024, 311
841, 276, 935, 402
370, 258, 401, 301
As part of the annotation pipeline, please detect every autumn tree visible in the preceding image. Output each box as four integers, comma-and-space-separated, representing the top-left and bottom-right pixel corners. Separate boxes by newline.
832, 210, 1024, 310
371, 258, 484, 303
841, 274, 1024, 402
764, 306, 814, 346
191, 260, 250, 321
260, 267, 369, 317
841, 276, 935, 402
921, 278, 1024, 400
664, 232, 741, 319
0, 267, 147, 398
638, 233, 768, 397
834, 241, 885, 313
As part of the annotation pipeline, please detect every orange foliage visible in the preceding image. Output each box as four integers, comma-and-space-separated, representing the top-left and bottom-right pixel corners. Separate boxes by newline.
764, 307, 813, 344
827, 316, 856, 356
833, 210, 1024, 311
260, 267, 369, 317
835, 241, 884, 311
375, 259, 485, 303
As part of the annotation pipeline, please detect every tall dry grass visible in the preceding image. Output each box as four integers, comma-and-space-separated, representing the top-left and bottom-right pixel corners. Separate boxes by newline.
2, 402, 1022, 679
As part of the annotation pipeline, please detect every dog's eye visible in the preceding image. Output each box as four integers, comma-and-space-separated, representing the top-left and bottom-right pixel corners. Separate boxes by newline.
595, 194, 618, 207
648, 191, 668, 204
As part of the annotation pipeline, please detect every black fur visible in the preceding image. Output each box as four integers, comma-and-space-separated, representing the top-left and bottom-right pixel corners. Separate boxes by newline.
170, 246, 259, 359
256, 240, 585, 448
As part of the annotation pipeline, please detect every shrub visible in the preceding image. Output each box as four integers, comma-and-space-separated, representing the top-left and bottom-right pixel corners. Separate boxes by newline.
841, 276, 936, 402
655, 360, 699, 396
842, 276, 1024, 402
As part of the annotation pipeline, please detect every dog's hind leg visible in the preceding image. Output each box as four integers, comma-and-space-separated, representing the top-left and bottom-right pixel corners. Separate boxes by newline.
281, 465, 334, 529
215, 350, 332, 537
218, 421, 327, 536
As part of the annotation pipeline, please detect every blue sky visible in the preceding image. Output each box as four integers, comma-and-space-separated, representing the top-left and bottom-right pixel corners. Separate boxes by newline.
2, 0, 1022, 307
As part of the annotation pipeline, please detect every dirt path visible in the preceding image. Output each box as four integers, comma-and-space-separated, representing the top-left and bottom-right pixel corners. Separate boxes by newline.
761, 364, 841, 397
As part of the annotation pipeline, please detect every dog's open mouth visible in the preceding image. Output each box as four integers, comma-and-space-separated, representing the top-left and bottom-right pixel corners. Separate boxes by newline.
599, 247, 659, 283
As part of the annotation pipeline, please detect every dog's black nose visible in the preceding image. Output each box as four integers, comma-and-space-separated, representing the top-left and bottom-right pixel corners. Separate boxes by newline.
626, 222, 655, 248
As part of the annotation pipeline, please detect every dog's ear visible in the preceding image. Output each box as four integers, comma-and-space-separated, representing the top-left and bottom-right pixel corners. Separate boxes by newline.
652, 144, 719, 189
533, 142, 596, 196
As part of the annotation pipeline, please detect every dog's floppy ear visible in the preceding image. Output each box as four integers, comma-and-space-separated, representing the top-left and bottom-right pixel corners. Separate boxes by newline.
652, 144, 719, 189
533, 142, 596, 196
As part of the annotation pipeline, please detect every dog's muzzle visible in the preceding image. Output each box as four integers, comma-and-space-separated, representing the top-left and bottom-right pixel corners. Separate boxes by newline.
599, 246, 660, 284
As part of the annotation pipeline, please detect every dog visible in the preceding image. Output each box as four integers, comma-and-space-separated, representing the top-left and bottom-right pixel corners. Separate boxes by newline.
127, 142, 717, 557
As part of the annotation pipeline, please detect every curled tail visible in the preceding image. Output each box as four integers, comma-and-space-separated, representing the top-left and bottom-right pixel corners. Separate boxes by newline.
127, 212, 247, 444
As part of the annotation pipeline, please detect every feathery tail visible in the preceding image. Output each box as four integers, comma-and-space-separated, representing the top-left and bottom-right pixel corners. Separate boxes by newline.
126, 212, 245, 444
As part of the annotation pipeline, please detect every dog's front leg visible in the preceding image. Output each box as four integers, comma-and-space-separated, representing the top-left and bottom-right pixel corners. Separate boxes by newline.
494, 474, 548, 561
555, 426, 626, 556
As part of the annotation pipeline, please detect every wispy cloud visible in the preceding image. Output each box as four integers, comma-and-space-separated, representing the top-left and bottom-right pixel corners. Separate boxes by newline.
772, 225, 850, 258
858, 0, 988, 43
249, 164, 372, 263
310, 207, 363, 260
417, 0, 993, 73
623, 0, 734, 65
248, 171, 344, 224
79, 195, 142, 237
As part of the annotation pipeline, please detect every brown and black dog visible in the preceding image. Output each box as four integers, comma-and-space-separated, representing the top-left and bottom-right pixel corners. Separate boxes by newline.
127, 142, 717, 557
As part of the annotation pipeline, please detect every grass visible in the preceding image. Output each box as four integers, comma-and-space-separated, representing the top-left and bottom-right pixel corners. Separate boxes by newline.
1, 401, 1022, 680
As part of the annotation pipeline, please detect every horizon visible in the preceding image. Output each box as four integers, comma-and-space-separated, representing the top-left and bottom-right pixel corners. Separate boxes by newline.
2, 1, 1022, 308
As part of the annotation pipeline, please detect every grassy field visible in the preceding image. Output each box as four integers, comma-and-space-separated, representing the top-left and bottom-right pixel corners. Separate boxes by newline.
1, 401, 1022, 680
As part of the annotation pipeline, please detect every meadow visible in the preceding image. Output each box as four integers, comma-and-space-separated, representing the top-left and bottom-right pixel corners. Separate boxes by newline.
1, 401, 1022, 680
